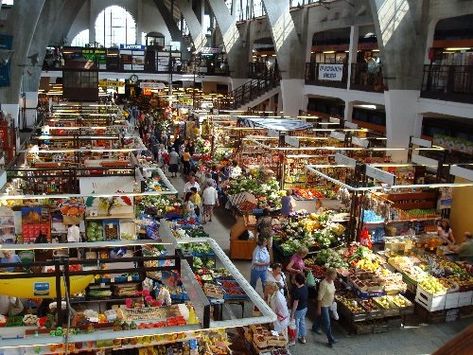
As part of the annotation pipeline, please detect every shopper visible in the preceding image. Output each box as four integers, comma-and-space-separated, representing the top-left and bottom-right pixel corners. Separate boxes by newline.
183, 192, 197, 220
312, 268, 337, 347
257, 208, 274, 260
250, 236, 270, 290
184, 174, 201, 194
290, 273, 308, 345
229, 160, 242, 179
267, 282, 290, 338
182, 149, 192, 176
281, 189, 296, 217
169, 148, 180, 178
437, 219, 455, 245
189, 187, 202, 220
286, 246, 309, 285
451, 232, 473, 262
265, 263, 287, 300
202, 180, 219, 223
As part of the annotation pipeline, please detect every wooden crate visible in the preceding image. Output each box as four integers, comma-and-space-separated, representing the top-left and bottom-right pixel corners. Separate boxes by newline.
230, 238, 257, 260
415, 286, 446, 312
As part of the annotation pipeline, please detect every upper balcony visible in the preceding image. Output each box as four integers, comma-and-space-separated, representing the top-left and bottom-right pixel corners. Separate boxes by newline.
304, 62, 385, 93
421, 65, 473, 104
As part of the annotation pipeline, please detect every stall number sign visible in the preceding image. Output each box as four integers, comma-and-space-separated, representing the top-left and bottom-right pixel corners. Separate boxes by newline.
285, 135, 300, 148
267, 129, 279, 137
411, 154, 439, 169
318, 64, 344, 81
34, 282, 50, 296
335, 153, 356, 168
352, 137, 369, 148
330, 131, 345, 141
411, 137, 432, 148
365, 165, 396, 186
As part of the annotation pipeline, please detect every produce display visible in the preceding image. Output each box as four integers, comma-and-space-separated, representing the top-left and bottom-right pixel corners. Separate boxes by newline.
86, 221, 105, 241
274, 211, 345, 255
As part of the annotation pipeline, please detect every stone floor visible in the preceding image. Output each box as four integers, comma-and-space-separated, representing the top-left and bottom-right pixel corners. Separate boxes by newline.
170, 175, 472, 355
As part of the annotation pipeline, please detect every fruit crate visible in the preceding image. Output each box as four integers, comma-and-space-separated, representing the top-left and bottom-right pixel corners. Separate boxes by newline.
458, 290, 473, 307
338, 301, 368, 322
372, 320, 389, 334
103, 219, 119, 240
352, 321, 373, 335
415, 286, 446, 312
444, 292, 460, 310
386, 317, 402, 330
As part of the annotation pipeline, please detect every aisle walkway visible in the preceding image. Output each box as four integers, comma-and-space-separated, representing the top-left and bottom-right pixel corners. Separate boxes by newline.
170, 176, 471, 355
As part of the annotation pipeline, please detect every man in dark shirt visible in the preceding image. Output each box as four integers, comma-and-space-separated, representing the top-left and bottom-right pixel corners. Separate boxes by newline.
290, 273, 308, 344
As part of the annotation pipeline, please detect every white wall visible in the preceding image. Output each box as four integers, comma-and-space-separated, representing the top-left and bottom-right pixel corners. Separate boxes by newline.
67, 0, 171, 46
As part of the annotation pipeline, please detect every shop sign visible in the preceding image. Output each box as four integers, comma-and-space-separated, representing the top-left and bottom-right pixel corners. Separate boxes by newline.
318, 64, 344, 81
139, 82, 166, 90
450, 165, 473, 182
200, 47, 222, 54
352, 136, 369, 148
330, 131, 345, 141
98, 80, 125, 87
34, 282, 50, 296
411, 137, 432, 148
344, 121, 358, 129
335, 153, 356, 168
119, 44, 146, 50
365, 165, 396, 186
267, 129, 279, 137
411, 154, 439, 169
285, 135, 300, 148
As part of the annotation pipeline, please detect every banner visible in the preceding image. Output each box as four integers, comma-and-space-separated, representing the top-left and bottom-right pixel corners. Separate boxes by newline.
318, 64, 344, 81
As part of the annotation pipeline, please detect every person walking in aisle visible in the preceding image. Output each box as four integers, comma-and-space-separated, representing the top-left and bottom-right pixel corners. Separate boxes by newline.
183, 192, 197, 220
184, 174, 201, 194
189, 187, 202, 222
281, 189, 296, 217
168, 148, 180, 178
266, 282, 290, 339
250, 237, 270, 290
201, 180, 219, 223
312, 268, 337, 347
257, 208, 274, 261
182, 149, 191, 176
290, 273, 308, 345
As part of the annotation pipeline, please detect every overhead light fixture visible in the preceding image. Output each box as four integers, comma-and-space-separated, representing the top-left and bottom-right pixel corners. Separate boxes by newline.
445, 47, 471, 51
356, 104, 377, 110
322, 50, 336, 54
372, 49, 380, 52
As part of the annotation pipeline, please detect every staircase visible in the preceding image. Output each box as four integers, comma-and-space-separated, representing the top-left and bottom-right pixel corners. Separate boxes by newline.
224, 69, 280, 110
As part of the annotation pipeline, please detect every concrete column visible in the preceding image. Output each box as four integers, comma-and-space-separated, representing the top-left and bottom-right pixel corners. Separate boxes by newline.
136, 0, 143, 44
344, 100, 354, 122
20, 92, 39, 128
0, 0, 45, 130
369, 0, 429, 159
88, 0, 95, 44
207, 0, 248, 79
177, 0, 206, 51
346, 25, 359, 90
262, 0, 307, 116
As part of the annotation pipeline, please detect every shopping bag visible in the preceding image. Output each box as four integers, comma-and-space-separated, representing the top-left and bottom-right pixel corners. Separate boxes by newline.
306, 270, 316, 287
288, 319, 297, 343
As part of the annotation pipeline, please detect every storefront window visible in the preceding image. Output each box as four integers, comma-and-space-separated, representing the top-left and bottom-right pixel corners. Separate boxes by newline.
95, 5, 136, 48
71, 30, 90, 47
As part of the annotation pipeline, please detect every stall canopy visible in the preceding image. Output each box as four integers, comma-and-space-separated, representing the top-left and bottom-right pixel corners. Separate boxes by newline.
238, 117, 313, 132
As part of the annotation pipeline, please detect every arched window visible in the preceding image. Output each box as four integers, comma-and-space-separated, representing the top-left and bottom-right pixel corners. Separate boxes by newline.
95, 5, 136, 47
71, 30, 90, 47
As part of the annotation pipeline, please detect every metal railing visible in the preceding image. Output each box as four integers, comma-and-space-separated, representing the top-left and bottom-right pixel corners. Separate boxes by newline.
421, 64, 473, 104
350, 62, 385, 92
305, 62, 348, 88
223, 69, 280, 110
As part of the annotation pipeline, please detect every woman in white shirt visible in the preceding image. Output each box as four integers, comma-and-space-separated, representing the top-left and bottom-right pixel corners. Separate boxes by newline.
202, 181, 219, 223
267, 282, 289, 338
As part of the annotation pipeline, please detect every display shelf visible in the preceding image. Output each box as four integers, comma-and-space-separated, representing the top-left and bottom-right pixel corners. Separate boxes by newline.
0, 239, 170, 250
85, 213, 135, 220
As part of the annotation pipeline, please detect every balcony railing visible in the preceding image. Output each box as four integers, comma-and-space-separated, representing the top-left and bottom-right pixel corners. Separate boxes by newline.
350, 63, 385, 92
421, 65, 473, 104
305, 62, 348, 88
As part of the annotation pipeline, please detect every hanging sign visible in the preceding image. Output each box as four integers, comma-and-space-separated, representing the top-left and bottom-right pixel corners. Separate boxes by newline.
330, 131, 345, 141
450, 165, 473, 182
285, 135, 300, 148
267, 129, 279, 137
411, 154, 439, 169
318, 64, 344, 81
139, 82, 166, 90
365, 165, 396, 185
352, 136, 369, 148
119, 44, 146, 50
335, 153, 356, 168
411, 137, 432, 148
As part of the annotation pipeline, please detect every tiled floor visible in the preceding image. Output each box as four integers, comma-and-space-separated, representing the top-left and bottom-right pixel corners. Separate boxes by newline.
171, 175, 471, 354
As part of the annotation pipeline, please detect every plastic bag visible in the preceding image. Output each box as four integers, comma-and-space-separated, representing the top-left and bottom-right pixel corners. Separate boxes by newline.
306, 270, 316, 287
288, 319, 297, 344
